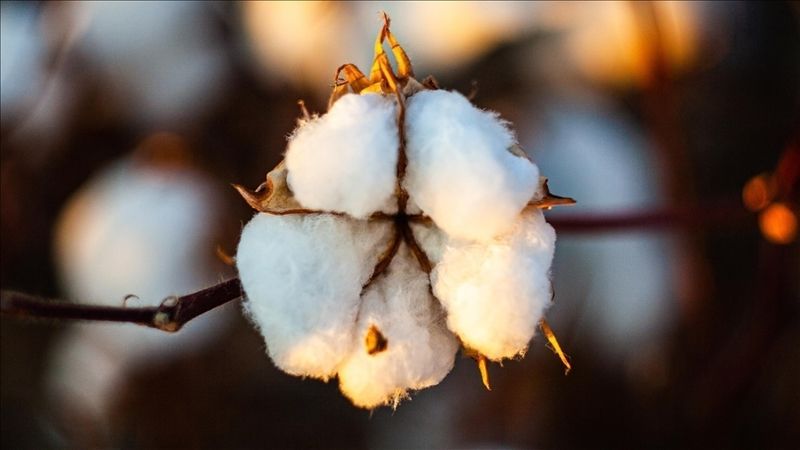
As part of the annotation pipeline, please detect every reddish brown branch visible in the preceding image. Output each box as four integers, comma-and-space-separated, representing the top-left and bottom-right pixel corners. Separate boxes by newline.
1, 278, 242, 332
549, 201, 754, 233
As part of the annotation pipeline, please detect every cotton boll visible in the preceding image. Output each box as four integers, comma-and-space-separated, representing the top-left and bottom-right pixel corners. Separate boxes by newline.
237, 213, 392, 379
404, 90, 539, 242
1, 3, 75, 160
0, 2, 44, 118
47, 307, 234, 431
54, 159, 226, 314
49, 156, 231, 428
285, 93, 399, 218
338, 245, 458, 409
410, 222, 448, 266
432, 210, 556, 361
47, 329, 127, 426
66, 1, 227, 126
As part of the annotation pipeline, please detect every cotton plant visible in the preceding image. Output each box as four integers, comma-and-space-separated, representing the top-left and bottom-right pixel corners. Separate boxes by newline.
235, 16, 573, 409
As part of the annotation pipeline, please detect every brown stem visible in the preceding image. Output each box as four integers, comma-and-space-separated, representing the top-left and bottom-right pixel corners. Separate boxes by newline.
394, 82, 410, 213
1, 278, 242, 332
548, 201, 753, 233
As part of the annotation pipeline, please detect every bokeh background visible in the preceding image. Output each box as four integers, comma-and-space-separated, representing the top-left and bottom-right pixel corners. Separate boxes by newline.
2, 1, 798, 448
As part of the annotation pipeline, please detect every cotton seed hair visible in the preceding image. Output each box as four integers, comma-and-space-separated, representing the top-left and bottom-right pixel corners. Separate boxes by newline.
235, 16, 573, 409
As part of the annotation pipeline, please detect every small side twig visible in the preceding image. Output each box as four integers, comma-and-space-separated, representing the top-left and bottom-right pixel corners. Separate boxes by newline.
1, 278, 242, 332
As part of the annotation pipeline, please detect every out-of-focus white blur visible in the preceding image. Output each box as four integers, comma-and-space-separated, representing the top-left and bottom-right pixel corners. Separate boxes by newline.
524, 100, 680, 367
64, 1, 229, 126
48, 150, 233, 431
242, 1, 542, 96
241, 1, 709, 97
0, 2, 45, 118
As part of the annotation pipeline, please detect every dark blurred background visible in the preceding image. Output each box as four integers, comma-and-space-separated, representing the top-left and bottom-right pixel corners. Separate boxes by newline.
1, 1, 798, 449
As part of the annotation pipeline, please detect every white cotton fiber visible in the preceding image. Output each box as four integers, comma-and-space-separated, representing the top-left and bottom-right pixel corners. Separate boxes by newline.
404, 89, 540, 242
432, 210, 556, 361
409, 222, 448, 266
337, 245, 458, 409
286, 93, 399, 218
237, 213, 392, 379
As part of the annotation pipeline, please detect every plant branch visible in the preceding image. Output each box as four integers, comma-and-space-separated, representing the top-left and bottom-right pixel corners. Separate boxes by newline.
1, 278, 242, 332
0, 200, 754, 329
549, 201, 753, 233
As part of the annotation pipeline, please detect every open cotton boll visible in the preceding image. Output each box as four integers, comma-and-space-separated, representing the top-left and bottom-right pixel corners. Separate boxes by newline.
337, 245, 458, 409
432, 210, 556, 361
410, 222, 448, 266
237, 213, 392, 379
286, 93, 399, 218
404, 89, 539, 242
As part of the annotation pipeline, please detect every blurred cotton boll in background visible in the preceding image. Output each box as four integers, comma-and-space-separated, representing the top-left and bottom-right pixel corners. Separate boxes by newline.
47, 136, 233, 442
524, 100, 680, 369
0, 2, 45, 120
364, 2, 541, 74
241, 1, 360, 95
238, 0, 711, 131
560, 1, 701, 88
242, 1, 541, 100
0, 2, 79, 163
62, 1, 229, 127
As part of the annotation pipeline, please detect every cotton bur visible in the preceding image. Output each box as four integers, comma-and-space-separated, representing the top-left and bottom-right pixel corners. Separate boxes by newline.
235, 15, 575, 409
